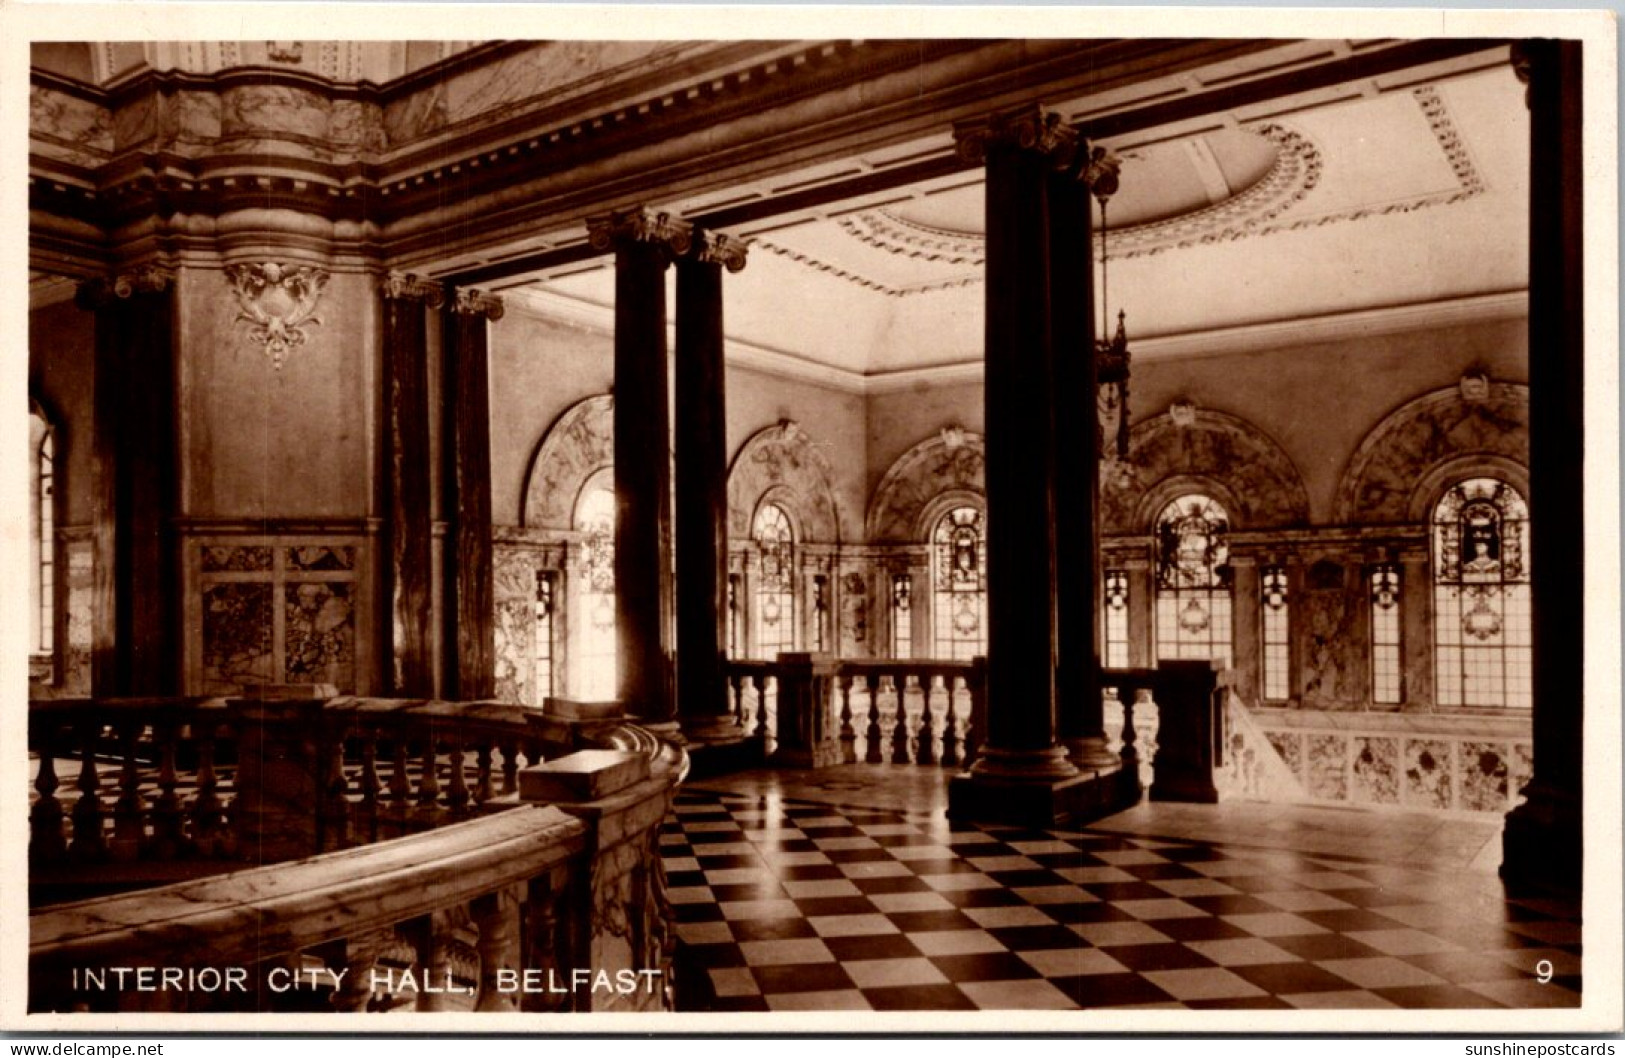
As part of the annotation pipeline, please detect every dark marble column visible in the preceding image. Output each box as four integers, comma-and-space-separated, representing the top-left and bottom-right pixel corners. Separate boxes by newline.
675, 230, 750, 742
588, 208, 692, 732
78, 267, 179, 696
441, 287, 504, 700
1501, 40, 1583, 893
949, 106, 1080, 823
380, 273, 442, 696
1050, 151, 1118, 773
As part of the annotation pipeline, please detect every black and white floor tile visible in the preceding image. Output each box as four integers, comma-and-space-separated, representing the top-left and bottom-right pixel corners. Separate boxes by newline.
660, 788, 1582, 1012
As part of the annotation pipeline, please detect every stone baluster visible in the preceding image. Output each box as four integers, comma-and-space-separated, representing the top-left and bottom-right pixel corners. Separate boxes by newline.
411, 911, 454, 1012
522, 875, 573, 1014
473, 743, 495, 808
472, 886, 522, 1012
416, 733, 444, 826
837, 672, 857, 763
321, 729, 352, 852
30, 718, 66, 863
388, 736, 412, 835
356, 730, 381, 843
150, 714, 183, 860
917, 673, 937, 765
328, 930, 387, 1013
191, 723, 224, 854
499, 738, 520, 796
1117, 685, 1142, 803
890, 677, 911, 764
110, 717, 147, 861
446, 735, 471, 818
940, 677, 962, 769
963, 656, 988, 767
864, 672, 883, 763
69, 717, 106, 860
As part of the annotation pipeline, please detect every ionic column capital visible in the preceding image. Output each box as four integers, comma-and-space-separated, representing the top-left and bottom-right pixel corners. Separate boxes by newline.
952, 104, 1079, 167
688, 229, 751, 272
380, 271, 445, 307
75, 265, 176, 308
449, 287, 504, 321
587, 207, 694, 259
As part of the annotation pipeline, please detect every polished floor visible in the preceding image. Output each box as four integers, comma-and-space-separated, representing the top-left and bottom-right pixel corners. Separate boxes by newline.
661, 767, 1581, 1012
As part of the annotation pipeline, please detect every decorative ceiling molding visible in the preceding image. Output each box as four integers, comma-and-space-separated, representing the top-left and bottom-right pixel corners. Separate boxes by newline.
803, 86, 1486, 295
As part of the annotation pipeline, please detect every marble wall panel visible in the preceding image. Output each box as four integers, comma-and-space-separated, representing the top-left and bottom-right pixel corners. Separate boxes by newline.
62, 538, 93, 695
1300, 560, 1366, 709
1510, 741, 1534, 805
1265, 730, 1302, 782
286, 545, 355, 571
1403, 738, 1453, 810
283, 582, 354, 687
494, 599, 534, 706
202, 545, 273, 572
202, 582, 274, 693
1458, 740, 1511, 813
30, 84, 113, 152
837, 566, 872, 658
1305, 733, 1348, 801
328, 99, 386, 153
221, 84, 331, 140
1350, 735, 1400, 804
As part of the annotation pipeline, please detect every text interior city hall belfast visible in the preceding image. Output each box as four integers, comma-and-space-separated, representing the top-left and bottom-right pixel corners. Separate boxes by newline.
21, 35, 1595, 1018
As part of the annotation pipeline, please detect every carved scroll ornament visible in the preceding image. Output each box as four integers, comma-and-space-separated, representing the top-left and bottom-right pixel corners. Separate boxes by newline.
225, 262, 330, 370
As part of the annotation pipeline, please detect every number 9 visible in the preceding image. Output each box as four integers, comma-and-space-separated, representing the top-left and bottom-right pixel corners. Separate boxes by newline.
1536, 959, 1554, 983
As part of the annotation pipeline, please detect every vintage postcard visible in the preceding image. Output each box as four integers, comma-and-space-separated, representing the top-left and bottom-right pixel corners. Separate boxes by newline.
3, 2, 1620, 1037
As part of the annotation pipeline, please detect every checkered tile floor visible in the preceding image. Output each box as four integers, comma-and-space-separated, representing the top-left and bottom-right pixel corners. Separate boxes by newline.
661, 789, 1582, 1012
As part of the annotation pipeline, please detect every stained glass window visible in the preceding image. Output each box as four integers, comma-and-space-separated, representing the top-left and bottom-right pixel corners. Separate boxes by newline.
30, 409, 54, 657
932, 506, 986, 660
1370, 564, 1402, 705
1103, 569, 1130, 669
1260, 565, 1289, 700
1433, 478, 1530, 708
892, 573, 913, 659
573, 485, 617, 699
1154, 494, 1232, 665
754, 503, 797, 658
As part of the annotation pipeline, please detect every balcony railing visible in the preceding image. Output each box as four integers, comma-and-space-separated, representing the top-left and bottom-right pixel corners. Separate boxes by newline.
27, 692, 685, 1014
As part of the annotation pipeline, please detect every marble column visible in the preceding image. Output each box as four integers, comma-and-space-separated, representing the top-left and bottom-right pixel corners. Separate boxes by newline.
380, 273, 442, 696
949, 105, 1082, 824
78, 268, 179, 696
675, 230, 749, 743
1397, 546, 1432, 707
1502, 41, 1583, 893
588, 209, 692, 732
1050, 150, 1117, 772
441, 288, 504, 700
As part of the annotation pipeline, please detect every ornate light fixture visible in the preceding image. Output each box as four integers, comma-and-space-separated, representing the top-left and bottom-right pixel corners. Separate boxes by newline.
1084, 145, 1132, 464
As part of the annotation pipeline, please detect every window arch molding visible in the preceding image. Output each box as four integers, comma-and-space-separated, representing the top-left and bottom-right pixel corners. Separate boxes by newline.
520, 392, 614, 531
1134, 474, 1247, 537
1408, 455, 1530, 525
750, 486, 806, 546
914, 488, 985, 544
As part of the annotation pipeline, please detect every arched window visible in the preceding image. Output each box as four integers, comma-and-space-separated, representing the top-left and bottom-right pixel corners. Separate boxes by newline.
932, 506, 986, 660
1432, 477, 1531, 708
30, 407, 55, 658
753, 503, 797, 657
1154, 494, 1232, 664
572, 484, 617, 699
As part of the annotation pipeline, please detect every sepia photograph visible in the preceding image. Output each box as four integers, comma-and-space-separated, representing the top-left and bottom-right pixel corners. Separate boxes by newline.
5, 4, 1620, 1036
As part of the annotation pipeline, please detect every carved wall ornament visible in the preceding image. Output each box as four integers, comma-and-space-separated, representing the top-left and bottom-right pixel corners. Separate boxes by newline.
952, 104, 1078, 166
266, 41, 305, 64
1459, 369, 1491, 403
451, 287, 505, 320
940, 424, 967, 450
379, 271, 445, 307
75, 266, 175, 308
224, 262, 330, 370
1168, 401, 1198, 428
586, 207, 693, 258
690, 229, 750, 272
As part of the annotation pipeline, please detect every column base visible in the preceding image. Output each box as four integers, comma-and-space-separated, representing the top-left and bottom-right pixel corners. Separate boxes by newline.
1065, 735, 1122, 775
949, 759, 1131, 827
773, 741, 843, 770
683, 735, 765, 780
679, 714, 746, 745
1500, 780, 1582, 896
